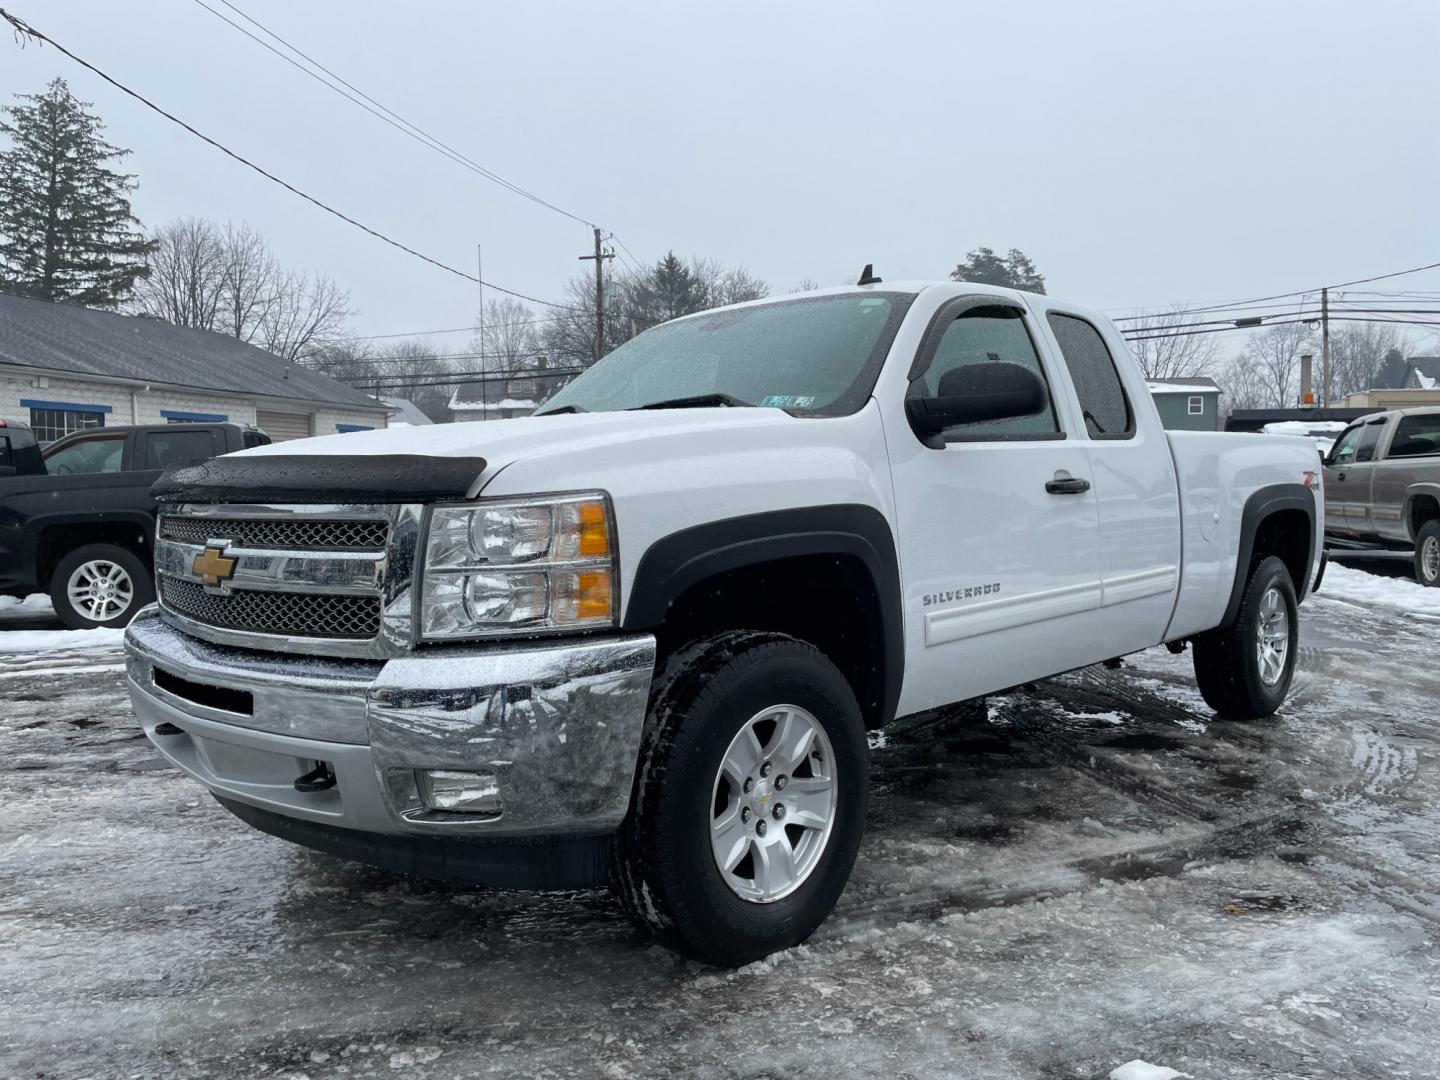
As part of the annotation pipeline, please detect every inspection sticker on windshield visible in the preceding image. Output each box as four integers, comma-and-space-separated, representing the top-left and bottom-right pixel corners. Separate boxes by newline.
760, 395, 816, 408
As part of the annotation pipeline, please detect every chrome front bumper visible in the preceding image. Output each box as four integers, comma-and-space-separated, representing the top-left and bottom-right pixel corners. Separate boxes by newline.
124, 606, 657, 840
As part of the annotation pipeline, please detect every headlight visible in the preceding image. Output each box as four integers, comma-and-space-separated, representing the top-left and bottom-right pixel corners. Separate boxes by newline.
419, 493, 616, 639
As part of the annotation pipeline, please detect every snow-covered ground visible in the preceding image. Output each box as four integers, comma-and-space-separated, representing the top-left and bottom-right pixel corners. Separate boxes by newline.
3, 567, 1440, 1079
1319, 561, 1440, 616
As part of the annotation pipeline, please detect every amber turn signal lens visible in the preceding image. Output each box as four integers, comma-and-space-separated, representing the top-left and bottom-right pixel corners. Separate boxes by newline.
575, 570, 612, 620
577, 501, 610, 558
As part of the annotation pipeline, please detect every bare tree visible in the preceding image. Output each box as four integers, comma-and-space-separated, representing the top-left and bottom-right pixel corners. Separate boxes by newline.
258, 270, 351, 363
542, 273, 624, 369
1329, 322, 1409, 401
475, 298, 540, 372
1218, 350, 1270, 419
1244, 323, 1315, 407
1123, 307, 1221, 380
217, 221, 278, 343
133, 217, 225, 329
374, 339, 454, 421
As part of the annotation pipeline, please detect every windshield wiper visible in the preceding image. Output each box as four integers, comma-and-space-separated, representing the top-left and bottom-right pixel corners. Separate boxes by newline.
630, 393, 754, 411
535, 404, 587, 415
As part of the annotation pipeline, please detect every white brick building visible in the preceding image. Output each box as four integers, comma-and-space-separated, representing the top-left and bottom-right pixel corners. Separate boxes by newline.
0, 293, 388, 442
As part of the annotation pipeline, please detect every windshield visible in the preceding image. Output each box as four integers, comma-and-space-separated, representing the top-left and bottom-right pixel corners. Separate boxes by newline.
540, 292, 913, 416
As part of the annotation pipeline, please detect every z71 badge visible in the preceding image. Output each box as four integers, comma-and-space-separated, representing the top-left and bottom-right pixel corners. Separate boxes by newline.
923, 583, 1001, 606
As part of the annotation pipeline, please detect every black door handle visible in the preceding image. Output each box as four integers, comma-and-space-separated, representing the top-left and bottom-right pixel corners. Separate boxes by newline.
1337, 471, 1347, 481
1045, 477, 1091, 495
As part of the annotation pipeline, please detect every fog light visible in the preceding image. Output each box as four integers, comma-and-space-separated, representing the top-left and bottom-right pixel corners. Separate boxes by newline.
417, 769, 502, 815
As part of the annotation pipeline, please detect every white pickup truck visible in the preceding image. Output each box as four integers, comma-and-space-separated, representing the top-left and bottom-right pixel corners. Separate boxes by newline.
125, 280, 1322, 964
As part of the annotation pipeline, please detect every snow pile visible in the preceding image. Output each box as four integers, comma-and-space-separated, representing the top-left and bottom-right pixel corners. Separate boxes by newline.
1146, 382, 1214, 395
1320, 564, 1440, 615
0, 595, 54, 613
1261, 420, 1350, 456
1110, 1062, 1190, 1080
1261, 420, 1350, 438
0, 627, 125, 653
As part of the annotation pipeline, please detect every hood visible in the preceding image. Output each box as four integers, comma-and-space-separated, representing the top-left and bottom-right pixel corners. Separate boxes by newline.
233, 406, 800, 475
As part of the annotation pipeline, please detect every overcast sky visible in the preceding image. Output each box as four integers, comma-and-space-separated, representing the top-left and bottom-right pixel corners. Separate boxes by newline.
4, 0, 1438, 350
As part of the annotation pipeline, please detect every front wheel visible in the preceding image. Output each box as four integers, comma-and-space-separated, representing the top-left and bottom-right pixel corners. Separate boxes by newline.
612, 632, 868, 966
50, 544, 153, 629
1414, 520, 1440, 588
1192, 555, 1298, 719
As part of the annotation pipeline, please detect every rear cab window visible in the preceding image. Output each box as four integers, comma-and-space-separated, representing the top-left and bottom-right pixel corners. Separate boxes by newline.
1388, 413, 1440, 458
1045, 312, 1135, 439
141, 429, 220, 469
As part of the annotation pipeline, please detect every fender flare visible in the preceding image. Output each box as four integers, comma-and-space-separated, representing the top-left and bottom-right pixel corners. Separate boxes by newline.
1221, 483, 1316, 627
622, 504, 904, 724
1402, 484, 1440, 540
24, 509, 157, 585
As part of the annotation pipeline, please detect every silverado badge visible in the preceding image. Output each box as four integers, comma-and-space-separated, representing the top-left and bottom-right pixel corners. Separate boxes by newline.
192, 544, 238, 588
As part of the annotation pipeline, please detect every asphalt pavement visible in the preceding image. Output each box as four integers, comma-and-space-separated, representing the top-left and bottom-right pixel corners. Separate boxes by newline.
2, 583, 1439, 1080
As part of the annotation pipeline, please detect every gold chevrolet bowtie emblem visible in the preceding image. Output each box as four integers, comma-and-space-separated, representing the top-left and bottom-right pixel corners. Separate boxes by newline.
192, 545, 238, 587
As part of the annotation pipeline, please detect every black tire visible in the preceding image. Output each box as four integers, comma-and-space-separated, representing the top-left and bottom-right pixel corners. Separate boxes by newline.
1192, 555, 1298, 720
49, 543, 154, 629
1414, 520, 1440, 588
612, 632, 868, 966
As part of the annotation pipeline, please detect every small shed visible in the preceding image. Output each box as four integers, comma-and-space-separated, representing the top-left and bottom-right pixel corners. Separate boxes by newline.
1147, 376, 1221, 431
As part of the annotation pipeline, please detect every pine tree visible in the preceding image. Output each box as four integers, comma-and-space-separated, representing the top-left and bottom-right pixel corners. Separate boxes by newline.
949, 245, 1047, 294
0, 78, 155, 306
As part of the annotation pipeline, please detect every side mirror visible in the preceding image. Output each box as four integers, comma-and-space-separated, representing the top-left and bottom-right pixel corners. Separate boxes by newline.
906, 362, 1048, 449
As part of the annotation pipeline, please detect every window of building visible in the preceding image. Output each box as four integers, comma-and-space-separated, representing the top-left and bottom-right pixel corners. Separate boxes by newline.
42, 433, 126, 475
910, 305, 1059, 440
1045, 313, 1134, 438
26, 404, 107, 443
1389, 413, 1440, 458
335, 424, 374, 433
161, 409, 227, 424
1188, 396, 1204, 415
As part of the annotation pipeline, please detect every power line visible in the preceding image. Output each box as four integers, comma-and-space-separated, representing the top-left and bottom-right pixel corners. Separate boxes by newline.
197, 0, 597, 230
1112, 259, 1440, 323
0, 7, 581, 312
350, 316, 551, 341
1122, 314, 1440, 344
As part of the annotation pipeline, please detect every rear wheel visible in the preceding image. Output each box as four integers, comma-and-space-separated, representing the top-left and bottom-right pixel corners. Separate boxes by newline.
1414, 520, 1440, 588
1192, 555, 1298, 719
612, 632, 867, 966
50, 544, 153, 629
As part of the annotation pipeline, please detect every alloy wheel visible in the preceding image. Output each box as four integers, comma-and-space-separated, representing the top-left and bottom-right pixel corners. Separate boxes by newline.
709, 704, 838, 903
66, 560, 135, 623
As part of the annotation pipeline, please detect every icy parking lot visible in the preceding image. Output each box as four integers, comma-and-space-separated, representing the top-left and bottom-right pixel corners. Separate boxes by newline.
3, 569, 1440, 1080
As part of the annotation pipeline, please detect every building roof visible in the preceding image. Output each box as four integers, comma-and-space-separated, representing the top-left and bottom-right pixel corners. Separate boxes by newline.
1407, 358, 1440, 390
0, 292, 380, 410
1145, 376, 1221, 394
378, 395, 433, 425
449, 369, 574, 411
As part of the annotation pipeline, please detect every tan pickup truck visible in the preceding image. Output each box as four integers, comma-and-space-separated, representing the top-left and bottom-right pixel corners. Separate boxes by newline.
1323, 406, 1440, 586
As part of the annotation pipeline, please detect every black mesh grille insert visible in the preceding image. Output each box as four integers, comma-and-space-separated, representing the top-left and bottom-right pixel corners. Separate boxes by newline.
159, 515, 388, 551
161, 577, 382, 639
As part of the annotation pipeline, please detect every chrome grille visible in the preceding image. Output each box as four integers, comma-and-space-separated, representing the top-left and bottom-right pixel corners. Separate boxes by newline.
159, 515, 388, 551
161, 577, 382, 640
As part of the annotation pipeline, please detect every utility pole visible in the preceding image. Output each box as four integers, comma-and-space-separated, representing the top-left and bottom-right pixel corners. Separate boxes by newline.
478, 243, 488, 417
578, 227, 614, 365
1320, 287, 1331, 406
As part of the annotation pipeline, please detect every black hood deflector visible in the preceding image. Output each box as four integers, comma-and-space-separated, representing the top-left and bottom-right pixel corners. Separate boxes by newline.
152, 454, 488, 504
